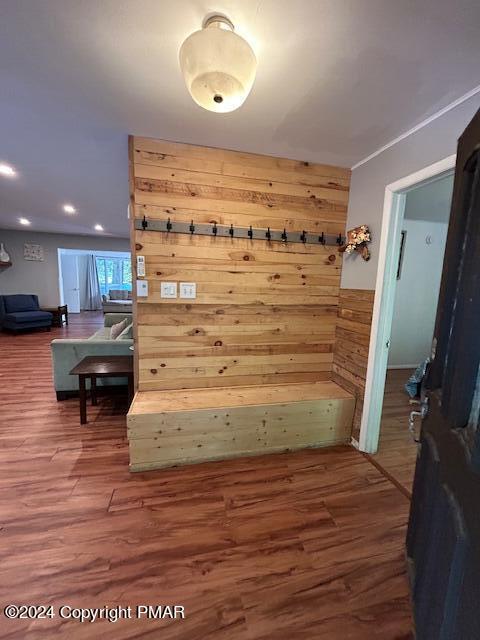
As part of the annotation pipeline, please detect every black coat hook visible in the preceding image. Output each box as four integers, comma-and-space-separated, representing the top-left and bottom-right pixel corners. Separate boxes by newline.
189, 220, 195, 234
248, 225, 253, 239
229, 224, 234, 237
265, 227, 271, 240
141, 215, 148, 230
319, 232, 325, 245
212, 222, 218, 236
336, 233, 343, 245
166, 218, 172, 232
300, 230, 307, 244
281, 228, 288, 242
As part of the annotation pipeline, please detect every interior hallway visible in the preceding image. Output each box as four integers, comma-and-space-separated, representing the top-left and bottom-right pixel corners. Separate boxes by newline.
371, 369, 418, 498
0, 314, 412, 639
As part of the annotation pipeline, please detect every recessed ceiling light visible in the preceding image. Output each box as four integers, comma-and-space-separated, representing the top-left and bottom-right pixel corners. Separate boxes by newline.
0, 163, 16, 177
94, 224, 104, 231
63, 204, 76, 214
19, 217, 31, 226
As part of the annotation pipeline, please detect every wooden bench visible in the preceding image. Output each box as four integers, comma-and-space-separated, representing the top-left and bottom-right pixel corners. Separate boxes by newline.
127, 381, 355, 472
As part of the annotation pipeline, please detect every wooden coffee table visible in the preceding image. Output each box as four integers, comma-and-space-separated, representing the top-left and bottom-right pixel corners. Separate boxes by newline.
70, 355, 134, 424
42, 304, 68, 327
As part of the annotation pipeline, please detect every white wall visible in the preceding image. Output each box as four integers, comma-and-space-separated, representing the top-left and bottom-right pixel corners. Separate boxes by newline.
388, 219, 448, 368
341, 93, 480, 290
0, 229, 130, 307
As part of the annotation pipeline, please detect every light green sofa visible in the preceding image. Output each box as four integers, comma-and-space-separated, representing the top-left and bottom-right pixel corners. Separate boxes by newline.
102, 289, 133, 314
51, 313, 133, 400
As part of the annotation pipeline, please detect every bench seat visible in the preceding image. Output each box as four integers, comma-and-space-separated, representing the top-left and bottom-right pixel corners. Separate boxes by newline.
127, 381, 355, 472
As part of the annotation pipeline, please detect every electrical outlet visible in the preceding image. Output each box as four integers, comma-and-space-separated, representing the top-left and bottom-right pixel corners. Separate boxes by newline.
161, 282, 177, 298
179, 282, 196, 299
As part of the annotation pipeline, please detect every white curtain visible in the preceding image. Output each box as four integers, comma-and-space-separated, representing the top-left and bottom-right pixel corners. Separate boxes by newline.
85, 254, 102, 310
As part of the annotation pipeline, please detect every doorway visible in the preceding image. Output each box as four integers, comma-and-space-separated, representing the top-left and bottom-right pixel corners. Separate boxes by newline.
58, 248, 132, 313
359, 154, 456, 457
59, 253, 80, 313
372, 173, 454, 494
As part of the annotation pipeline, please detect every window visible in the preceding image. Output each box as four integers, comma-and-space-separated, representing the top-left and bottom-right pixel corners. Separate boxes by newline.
96, 256, 132, 296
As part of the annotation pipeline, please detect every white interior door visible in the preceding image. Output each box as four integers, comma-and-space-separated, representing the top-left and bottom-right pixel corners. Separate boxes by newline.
61, 254, 80, 313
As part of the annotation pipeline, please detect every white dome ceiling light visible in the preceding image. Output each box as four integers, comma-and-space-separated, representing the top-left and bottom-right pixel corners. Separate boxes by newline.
179, 15, 257, 113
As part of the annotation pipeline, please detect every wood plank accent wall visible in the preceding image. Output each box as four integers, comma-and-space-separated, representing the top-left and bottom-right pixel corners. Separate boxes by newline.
130, 136, 351, 392
332, 289, 375, 441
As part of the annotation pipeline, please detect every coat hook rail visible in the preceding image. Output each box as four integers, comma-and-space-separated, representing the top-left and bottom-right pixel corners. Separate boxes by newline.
135, 218, 345, 246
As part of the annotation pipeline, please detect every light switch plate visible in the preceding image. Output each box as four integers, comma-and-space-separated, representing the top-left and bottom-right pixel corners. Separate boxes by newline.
161, 282, 177, 298
180, 282, 196, 299
136, 279, 148, 297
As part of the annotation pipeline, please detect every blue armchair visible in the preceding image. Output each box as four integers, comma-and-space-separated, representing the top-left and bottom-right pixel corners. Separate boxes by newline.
0, 294, 53, 332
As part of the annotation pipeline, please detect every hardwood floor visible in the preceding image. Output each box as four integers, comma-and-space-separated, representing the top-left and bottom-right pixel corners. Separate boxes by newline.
371, 369, 418, 497
0, 314, 412, 639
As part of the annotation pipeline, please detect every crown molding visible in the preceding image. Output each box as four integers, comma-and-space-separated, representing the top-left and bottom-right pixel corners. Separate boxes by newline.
351, 84, 480, 170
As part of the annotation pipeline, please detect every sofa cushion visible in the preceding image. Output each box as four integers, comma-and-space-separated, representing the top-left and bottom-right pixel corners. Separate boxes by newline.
103, 313, 132, 328
4, 294, 38, 313
110, 317, 128, 339
5, 310, 52, 323
87, 328, 111, 341
109, 289, 127, 300
105, 299, 132, 306
116, 322, 133, 340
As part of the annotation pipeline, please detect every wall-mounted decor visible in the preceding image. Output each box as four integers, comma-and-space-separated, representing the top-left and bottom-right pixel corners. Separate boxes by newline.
0, 242, 11, 264
339, 225, 371, 261
24, 243, 44, 261
396, 230, 407, 279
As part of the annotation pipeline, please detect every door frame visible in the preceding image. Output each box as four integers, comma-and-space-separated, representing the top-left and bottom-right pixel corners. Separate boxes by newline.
358, 153, 457, 453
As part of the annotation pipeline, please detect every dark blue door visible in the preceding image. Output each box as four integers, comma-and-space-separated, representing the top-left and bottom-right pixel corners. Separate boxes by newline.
407, 108, 480, 639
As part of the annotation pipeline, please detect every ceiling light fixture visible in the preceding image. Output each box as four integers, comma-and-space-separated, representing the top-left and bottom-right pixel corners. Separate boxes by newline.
63, 204, 76, 214
19, 217, 31, 226
94, 224, 104, 231
0, 163, 16, 177
179, 15, 256, 113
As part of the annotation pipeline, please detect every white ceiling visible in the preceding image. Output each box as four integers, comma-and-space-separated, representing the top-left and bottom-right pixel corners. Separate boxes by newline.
0, 0, 479, 238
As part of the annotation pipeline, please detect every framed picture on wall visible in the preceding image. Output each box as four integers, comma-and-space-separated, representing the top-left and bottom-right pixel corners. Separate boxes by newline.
24, 243, 44, 261
396, 230, 407, 280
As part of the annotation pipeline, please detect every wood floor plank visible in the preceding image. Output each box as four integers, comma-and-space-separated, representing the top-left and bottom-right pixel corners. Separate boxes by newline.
0, 314, 412, 639
371, 369, 418, 496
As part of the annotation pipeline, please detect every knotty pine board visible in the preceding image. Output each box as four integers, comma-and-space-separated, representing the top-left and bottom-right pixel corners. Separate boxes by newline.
130, 136, 351, 392
332, 288, 375, 441
128, 381, 355, 471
